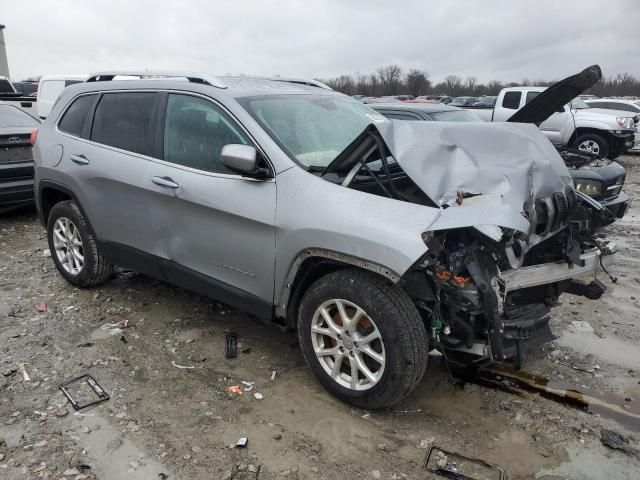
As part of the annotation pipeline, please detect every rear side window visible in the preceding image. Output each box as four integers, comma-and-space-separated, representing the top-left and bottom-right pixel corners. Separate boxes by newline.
502, 91, 522, 109
91, 93, 157, 156
58, 95, 95, 137
525, 91, 540, 104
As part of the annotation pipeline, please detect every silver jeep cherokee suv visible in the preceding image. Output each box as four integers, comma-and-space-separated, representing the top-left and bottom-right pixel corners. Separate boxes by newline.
33, 72, 615, 408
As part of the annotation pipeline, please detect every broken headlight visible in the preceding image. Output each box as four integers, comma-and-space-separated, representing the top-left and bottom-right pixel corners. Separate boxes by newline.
574, 179, 602, 196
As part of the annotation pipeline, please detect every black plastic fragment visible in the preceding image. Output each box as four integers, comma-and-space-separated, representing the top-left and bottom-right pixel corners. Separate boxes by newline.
225, 330, 238, 359
59, 374, 109, 410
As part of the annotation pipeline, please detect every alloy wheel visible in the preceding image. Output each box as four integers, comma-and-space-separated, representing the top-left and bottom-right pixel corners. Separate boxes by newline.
311, 299, 386, 391
52, 217, 85, 275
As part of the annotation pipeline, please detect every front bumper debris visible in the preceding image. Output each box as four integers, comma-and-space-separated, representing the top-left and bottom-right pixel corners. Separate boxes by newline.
501, 241, 616, 292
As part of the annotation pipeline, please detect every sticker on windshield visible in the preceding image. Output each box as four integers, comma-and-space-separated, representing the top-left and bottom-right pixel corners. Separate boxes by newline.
366, 113, 389, 123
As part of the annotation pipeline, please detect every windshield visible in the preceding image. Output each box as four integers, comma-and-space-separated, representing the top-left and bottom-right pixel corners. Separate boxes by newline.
429, 110, 482, 122
569, 98, 590, 109
238, 94, 386, 168
0, 104, 40, 128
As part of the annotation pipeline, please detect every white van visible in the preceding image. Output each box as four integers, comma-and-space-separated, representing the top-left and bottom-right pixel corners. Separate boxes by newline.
37, 75, 89, 119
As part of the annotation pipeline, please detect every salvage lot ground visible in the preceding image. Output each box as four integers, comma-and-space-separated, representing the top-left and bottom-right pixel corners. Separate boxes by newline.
1, 156, 640, 480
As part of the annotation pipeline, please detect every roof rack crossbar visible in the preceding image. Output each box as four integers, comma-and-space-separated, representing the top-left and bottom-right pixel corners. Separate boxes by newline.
85, 71, 227, 89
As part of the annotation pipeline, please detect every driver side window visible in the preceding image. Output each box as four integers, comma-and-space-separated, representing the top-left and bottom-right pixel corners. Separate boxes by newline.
163, 94, 249, 174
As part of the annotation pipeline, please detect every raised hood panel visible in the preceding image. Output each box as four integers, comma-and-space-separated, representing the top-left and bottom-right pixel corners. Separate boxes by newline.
507, 65, 602, 126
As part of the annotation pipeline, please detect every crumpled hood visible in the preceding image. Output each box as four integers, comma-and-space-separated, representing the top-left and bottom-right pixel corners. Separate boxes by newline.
376, 120, 573, 235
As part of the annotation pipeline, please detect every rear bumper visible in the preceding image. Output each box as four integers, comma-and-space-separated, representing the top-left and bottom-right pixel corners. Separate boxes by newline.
502, 240, 616, 292
0, 177, 34, 207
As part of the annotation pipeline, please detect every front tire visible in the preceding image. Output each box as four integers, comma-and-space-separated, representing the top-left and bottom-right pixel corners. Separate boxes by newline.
576, 133, 610, 158
297, 269, 429, 409
47, 201, 113, 288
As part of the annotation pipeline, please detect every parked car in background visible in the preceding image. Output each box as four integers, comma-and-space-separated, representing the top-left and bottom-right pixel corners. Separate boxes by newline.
585, 98, 640, 152
470, 66, 637, 159
469, 95, 496, 108
0, 76, 38, 115
37, 75, 89, 119
362, 96, 403, 104
0, 101, 40, 211
12, 81, 38, 96
370, 102, 483, 122
449, 96, 479, 107
373, 100, 630, 223
33, 71, 615, 407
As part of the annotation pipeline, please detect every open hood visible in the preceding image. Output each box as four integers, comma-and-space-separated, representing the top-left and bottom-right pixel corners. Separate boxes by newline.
507, 65, 602, 126
376, 120, 573, 235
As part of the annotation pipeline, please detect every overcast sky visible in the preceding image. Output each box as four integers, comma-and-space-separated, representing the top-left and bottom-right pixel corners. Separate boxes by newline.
3, 0, 640, 84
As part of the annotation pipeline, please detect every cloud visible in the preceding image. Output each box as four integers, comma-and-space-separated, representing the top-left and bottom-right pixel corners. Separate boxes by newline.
3, 0, 640, 83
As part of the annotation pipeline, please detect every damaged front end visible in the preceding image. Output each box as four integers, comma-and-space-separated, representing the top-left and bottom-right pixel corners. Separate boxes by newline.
405, 225, 615, 368
324, 119, 617, 368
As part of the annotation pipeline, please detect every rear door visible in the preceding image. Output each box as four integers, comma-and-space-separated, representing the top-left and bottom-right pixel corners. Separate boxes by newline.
149, 92, 277, 315
58, 90, 164, 277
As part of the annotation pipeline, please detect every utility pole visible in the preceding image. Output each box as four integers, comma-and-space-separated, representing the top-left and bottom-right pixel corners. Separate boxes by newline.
0, 24, 10, 78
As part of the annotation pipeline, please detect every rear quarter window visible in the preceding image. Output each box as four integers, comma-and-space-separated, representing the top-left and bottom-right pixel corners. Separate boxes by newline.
58, 95, 96, 137
502, 91, 522, 109
90, 92, 157, 157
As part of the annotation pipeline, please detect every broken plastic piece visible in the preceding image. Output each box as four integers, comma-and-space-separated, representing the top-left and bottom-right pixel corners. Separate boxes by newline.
36, 301, 47, 313
254, 392, 264, 400
18, 364, 30, 382
236, 437, 248, 448
228, 385, 243, 395
271, 370, 277, 381
241, 381, 255, 392
225, 330, 238, 358
424, 446, 505, 480
171, 361, 195, 369
59, 374, 110, 411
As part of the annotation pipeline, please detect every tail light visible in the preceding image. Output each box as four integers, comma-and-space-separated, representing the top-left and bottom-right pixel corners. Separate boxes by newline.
29, 128, 38, 146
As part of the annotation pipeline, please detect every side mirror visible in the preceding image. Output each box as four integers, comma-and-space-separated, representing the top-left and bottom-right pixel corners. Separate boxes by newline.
221, 144, 270, 178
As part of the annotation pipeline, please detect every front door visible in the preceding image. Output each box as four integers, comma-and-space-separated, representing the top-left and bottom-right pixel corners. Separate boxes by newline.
149, 93, 277, 317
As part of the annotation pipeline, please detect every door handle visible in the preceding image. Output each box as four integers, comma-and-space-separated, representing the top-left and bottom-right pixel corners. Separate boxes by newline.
151, 176, 179, 189
70, 154, 89, 165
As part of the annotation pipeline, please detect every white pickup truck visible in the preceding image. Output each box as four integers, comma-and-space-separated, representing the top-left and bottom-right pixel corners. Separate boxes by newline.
472, 83, 637, 159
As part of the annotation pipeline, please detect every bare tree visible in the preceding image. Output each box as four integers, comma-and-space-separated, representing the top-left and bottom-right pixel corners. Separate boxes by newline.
377, 65, 403, 96
444, 75, 464, 96
404, 69, 431, 96
465, 76, 478, 95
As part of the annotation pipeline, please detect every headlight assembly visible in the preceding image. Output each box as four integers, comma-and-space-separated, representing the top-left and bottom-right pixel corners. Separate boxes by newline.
574, 179, 603, 196
616, 117, 634, 129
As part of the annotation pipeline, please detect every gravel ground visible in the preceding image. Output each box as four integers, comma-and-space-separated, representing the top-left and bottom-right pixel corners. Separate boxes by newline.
1, 155, 640, 480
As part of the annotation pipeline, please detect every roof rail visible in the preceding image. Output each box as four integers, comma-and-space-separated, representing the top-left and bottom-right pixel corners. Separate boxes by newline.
259, 77, 333, 90
86, 71, 227, 89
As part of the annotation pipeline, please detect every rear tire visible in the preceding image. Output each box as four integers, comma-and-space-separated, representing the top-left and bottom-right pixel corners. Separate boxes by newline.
576, 133, 610, 158
47, 201, 113, 288
297, 269, 429, 409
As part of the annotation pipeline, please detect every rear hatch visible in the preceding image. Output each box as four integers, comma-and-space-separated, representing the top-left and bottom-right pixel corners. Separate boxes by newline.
0, 129, 34, 180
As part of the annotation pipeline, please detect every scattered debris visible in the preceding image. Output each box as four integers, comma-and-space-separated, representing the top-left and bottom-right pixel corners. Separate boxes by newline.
63, 305, 75, 313
59, 374, 110, 410
271, 370, 277, 381
18, 363, 30, 382
171, 361, 195, 369
254, 392, 264, 400
99, 318, 129, 336
424, 446, 506, 479
42, 248, 51, 257
78, 342, 95, 348
241, 381, 255, 392
600, 429, 639, 457
236, 437, 248, 448
36, 301, 47, 313
225, 330, 238, 359
228, 385, 243, 395
273, 433, 282, 440
120, 335, 128, 344
241, 347, 252, 354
